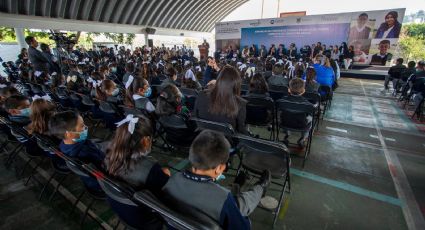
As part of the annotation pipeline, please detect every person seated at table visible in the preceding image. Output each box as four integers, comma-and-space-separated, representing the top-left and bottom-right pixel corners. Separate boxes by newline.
162, 130, 271, 230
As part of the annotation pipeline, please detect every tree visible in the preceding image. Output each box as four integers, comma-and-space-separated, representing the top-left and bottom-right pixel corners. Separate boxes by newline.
399, 24, 425, 62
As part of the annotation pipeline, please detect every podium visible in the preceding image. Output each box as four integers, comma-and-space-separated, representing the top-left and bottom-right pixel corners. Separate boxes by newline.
198, 44, 208, 60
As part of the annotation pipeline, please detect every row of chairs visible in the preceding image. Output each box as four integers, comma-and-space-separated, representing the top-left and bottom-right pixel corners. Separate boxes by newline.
1, 114, 291, 229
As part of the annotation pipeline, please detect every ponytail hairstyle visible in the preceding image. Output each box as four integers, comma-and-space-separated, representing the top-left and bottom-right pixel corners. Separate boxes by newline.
106, 115, 153, 176
155, 84, 182, 116
124, 76, 148, 107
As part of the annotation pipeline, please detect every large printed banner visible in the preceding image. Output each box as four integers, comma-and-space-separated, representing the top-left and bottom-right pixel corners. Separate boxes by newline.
241, 24, 350, 51
215, 8, 405, 66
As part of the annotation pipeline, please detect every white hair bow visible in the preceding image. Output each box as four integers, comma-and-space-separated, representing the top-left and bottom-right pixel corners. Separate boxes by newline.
92, 80, 102, 88
195, 66, 201, 72
277, 59, 284, 65
34, 71, 42, 77
115, 114, 139, 134
78, 62, 85, 65
184, 60, 191, 66
125, 75, 134, 89
236, 62, 242, 66
32, 94, 52, 101
239, 64, 247, 71
0, 84, 7, 88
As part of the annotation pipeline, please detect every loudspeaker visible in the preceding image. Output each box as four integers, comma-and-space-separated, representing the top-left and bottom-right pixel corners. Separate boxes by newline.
145, 27, 156, 34
148, 39, 153, 48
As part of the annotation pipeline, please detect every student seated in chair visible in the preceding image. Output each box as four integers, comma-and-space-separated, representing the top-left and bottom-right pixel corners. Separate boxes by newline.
162, 130, 271, 230
282, 78, 313, 148
124, 76, 155, 113
105, 114, 170, 192
4, 95, 31, 126
49, 111, 105, 191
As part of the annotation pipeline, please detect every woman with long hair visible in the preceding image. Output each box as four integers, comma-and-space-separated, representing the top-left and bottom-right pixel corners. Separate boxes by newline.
28, 98, 56, 135
375, 11, 402, 39
305, 67, 320, 92
194, 65, 247, 134
248, 73, 269, 97
105, 114, 169, 229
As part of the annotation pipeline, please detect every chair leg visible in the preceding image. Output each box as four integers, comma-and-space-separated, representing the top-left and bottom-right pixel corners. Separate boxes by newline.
19, 158, 33, 177
113, 219, 121, 230
48, 174, 69, 202
38, 171, 57, 200
69, 190, 86, 215
272, 182, 287, 227
5, 145, 24, 167
80, 198, 96, 225
24, 160, 43, 186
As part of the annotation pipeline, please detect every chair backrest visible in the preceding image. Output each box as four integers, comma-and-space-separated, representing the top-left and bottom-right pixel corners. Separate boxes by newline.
118, 105, 146, 116
190, 117, 235, 137
276, 98, 315, 129
268, 85, 289, 101
303, 92, 321, 105
99, 101, 117, 114
81, 94, 95, 106
134, 191, 222, 230
65, 159, 91, 178
318, 85, 332, 100
179, 87, 198, 97
243, 95, 275, 125
97, 175, 137, 206
159, 114, 188, 129
241, 84, 249, 95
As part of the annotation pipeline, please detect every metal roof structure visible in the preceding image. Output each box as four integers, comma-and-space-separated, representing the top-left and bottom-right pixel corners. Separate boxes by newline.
0, 0, 249, 32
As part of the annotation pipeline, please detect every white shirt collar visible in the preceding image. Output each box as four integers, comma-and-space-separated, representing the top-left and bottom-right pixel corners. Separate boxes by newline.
132, 94, 144, 100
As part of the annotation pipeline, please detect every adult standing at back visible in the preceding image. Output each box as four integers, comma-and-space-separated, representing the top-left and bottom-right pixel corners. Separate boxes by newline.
25, 36, 49, 73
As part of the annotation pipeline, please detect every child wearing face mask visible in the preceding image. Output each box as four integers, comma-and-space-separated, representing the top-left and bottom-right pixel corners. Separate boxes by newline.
104, 114, 170, 229
124, 76, 155, 113
162, 130, 271, 230
49, 111, 105, 191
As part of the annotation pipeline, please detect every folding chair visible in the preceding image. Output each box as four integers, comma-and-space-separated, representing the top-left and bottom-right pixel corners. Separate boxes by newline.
96, 171, 164, 230
64, 159, 106, 226
179, 87, 199, 111
318, 85, 333, 114
276, 99, 316, 167
241, 84, 249, 95
133, 190, 222, 230
243, 95, 276, 140
303, 92, 322, 130
235, 134, 291, 227
157, 114, 197, 150
268, 85, 289, 101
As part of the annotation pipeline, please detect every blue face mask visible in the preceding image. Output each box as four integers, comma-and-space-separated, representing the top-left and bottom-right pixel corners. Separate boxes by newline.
111, 88, 120, 96
111, 67, 117, 73
144, 87, 152, 98
71, 127, 88, 143
215, 173, 226, 182
19, 108, 31, 117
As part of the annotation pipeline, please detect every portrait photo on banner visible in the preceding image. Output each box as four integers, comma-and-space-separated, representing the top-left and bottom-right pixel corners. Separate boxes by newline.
368, 38, 399, 66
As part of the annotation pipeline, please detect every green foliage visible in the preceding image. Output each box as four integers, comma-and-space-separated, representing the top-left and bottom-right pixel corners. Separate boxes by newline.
0, 27, 16, 40
402, 23, 425, 37
399, 23, 425, 62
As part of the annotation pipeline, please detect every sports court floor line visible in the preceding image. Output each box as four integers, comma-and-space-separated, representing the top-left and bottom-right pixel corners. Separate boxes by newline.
360, 80, 425, 230
290, 168, 401, 206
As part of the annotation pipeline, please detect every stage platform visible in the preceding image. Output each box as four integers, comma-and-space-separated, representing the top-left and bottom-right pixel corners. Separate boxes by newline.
340, 65, 389, 80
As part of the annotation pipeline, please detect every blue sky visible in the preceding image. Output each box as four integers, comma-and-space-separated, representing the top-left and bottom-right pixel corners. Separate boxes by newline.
223, 0, 423, 21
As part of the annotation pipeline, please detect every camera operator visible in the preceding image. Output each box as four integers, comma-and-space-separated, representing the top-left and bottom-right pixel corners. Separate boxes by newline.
25, 36, 49, 73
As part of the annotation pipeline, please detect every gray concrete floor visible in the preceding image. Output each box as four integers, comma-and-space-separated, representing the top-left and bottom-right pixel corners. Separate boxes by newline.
0, 77, 424, 230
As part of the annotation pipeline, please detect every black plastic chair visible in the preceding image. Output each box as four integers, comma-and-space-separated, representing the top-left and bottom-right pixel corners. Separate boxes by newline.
190, 117, 235, 138
64, 159, 106, 226
179, 87, 199, 112
318, 85, 333, 114
96, 172, 164, 230
243, 95, 276, 140
235, 134, 291, 227
241, 84, 249, 95
133, 190, 222, 230
276, 98, 316, 167
268, 85, 289, 101
158, 114, 197, 150
303, 92, 322, 131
